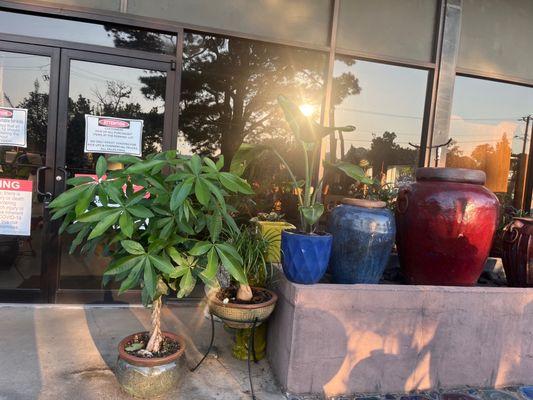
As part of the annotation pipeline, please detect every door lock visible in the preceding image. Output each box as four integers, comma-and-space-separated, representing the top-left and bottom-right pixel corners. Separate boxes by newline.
55, 175, 63, 182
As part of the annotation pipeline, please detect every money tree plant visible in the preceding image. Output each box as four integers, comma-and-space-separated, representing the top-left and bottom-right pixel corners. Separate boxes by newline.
49, 151, 254, 353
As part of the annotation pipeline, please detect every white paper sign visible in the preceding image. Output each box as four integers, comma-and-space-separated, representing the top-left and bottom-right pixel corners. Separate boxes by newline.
84, 115, 143, 156
0, 179, 32, 236
0, 107, 27, 147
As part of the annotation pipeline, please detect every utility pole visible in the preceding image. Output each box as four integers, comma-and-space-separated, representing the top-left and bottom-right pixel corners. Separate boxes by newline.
515, 115, 532, 209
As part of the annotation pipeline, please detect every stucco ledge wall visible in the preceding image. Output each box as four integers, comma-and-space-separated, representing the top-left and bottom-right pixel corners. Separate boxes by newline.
267, 272, 533, 397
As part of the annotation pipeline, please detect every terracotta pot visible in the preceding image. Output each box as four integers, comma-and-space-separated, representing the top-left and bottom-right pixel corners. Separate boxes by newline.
395, 167, 499, 285
116, 331, 186, 398
207, 287, 278, 329
502, 217, 533, 287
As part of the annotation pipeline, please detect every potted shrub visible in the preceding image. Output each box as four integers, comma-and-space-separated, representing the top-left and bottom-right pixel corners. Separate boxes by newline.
250, 212, 295, 263
49, 152, 255, 398
232, 95, 373, 284
208, 224, 276, 360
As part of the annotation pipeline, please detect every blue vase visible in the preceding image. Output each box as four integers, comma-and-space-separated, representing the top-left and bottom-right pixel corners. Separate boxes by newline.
281, 230, 332, 284
328, 199, 395, 284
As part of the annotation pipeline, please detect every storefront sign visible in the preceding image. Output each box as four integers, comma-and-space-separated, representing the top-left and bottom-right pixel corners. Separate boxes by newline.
0, 107, 27, 147
0, 179, 32, 236
84, 115, 143, 156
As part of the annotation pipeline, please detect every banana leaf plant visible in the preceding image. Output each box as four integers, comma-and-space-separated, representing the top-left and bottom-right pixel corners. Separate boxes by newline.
231, 95, 374, 234
49, 151, 254, 353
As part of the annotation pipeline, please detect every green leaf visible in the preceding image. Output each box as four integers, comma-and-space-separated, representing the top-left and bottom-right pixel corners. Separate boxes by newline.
75, 184, 97, 217
324, 161, 375, 185
119, 260, 144, 294
127, 205, 154, 218
149, 255, 175, 275
50, 205, 72, 221
107, 155, 141, 164
300, 204, 324, 228
87, 210, 121, 240
49, 183, 93, 209
125, 342, 144, 352
121, 240, 145, 255
189, 155, 202, 175
219, 172, 253, 194
96, 156, 107, 178
77, 207, 117, 222
203, 157, 218, 171
189, 241, 212, 256
119, 211, 134, 238
125, 159, 166, 174
201, 247, 219, 281
177, 269, 196, 298
215, 245, 247, 284
170, 177, 194, 210
207, 211, 222, 242
143, 261, 156, 300
104, 254, 142, 275
195, 177, 210, 206
66, 176, 96, 186
167, 247, 186, 266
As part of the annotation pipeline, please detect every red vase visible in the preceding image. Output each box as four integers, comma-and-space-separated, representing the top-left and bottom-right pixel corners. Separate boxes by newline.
396, 168, 499, 285
502, 217, 533, 287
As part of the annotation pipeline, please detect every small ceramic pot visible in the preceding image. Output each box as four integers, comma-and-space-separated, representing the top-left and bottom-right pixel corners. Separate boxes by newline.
116, 331, 186, 398
281, 230, 332, 284
207, 287, 278, 329
502, 217, 533, 287
328, 198, 395, 284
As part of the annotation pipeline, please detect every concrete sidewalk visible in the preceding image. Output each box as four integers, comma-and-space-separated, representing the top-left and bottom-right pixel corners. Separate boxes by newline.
0, 303, 285, 400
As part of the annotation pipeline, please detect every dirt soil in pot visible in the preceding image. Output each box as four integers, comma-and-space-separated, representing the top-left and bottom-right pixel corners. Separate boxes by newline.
217, 286, 272, 305
124, 333, 181, 358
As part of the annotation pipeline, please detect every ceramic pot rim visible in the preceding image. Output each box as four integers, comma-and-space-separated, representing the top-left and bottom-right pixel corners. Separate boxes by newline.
256, 221, 296, 228
207, 287, 278, 310
341, 198, 387, 208
282, 229, 332, 238
118, 331, 186, 367
416, 167, 486, 185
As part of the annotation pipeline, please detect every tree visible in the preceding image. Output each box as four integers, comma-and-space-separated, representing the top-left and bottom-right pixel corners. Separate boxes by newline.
367, 131, 417, 181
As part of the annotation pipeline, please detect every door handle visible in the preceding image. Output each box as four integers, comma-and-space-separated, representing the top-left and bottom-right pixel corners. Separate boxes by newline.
36, 166, 52, 201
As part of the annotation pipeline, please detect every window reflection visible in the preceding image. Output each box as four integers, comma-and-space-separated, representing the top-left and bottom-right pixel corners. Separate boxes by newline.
178, 32, 328, 219
0, 51, 50, 289
446, 76, 533, 210
329, 56, 428, 203
0, 11, 177, 55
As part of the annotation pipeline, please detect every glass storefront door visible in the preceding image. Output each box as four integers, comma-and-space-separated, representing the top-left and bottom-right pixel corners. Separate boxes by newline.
0, 42, 59, 302
53, 50, 174, 303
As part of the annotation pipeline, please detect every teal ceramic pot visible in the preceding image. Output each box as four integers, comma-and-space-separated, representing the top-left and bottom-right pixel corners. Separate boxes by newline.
328, 198, 395, 284
116, 331, 186, 398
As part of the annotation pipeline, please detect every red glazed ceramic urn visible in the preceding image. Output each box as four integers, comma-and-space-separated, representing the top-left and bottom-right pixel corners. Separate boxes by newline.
502, 217, 533, 287
395, 168, 499, 285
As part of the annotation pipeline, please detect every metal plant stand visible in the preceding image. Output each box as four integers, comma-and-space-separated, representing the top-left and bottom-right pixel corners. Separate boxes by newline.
190, 313, 262, 400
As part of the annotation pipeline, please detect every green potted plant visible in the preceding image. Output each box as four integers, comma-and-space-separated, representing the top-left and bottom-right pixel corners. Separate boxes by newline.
49, 151, 254, 398
209, 224, 276, 360
250, 212, 295, 263
232, 95, 373, 284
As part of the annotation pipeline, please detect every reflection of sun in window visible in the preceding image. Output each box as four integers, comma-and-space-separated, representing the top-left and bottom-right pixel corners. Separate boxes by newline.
299, 104, 315, 117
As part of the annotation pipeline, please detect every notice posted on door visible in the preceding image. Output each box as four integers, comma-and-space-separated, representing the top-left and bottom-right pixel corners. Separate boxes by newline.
84, 115, 143, 156
0, 179, 32, 236
0, 107, 28, 147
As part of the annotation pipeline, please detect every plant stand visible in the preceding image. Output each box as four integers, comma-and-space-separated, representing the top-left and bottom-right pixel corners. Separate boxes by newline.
190, 313, 262, 400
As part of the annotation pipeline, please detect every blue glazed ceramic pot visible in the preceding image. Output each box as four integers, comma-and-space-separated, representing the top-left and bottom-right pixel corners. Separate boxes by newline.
281, 230, 332, 284
328, 198, 395, 284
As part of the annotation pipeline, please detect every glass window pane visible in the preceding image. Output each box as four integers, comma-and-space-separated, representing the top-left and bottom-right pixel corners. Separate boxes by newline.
60, 60, 166, 289
337, 0, 438, 62
178, 32, 328, 222
446, 76, 533, 209
330, 56, 428, 203
0, 51, 50, 289
128, 0, 331, 47
0, 11, 177, 55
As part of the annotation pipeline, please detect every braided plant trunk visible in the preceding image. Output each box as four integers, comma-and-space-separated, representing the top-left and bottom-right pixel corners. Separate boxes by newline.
146, 297, 163, 353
